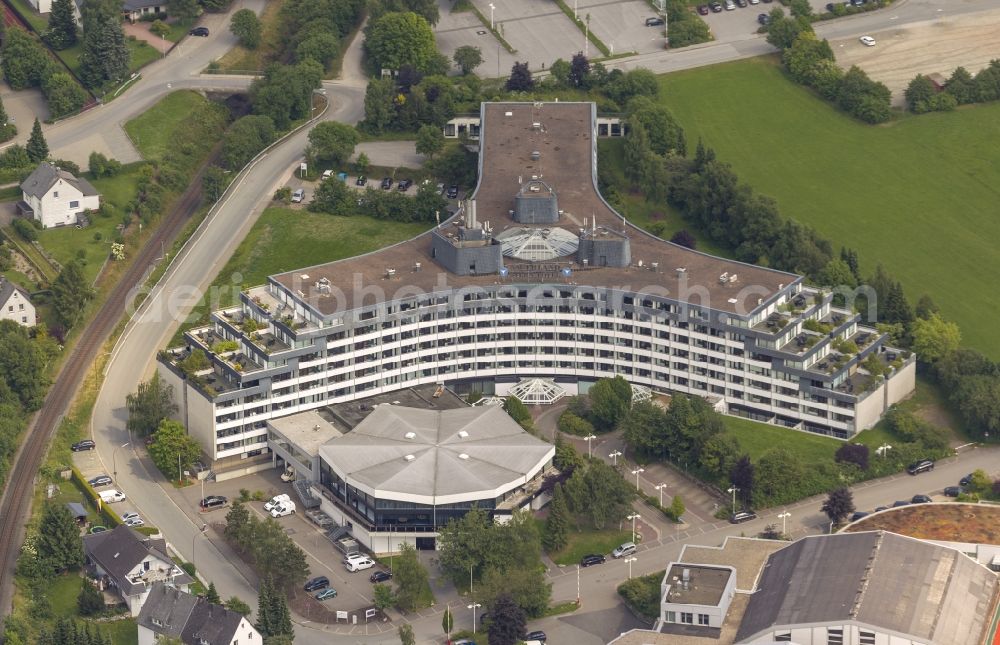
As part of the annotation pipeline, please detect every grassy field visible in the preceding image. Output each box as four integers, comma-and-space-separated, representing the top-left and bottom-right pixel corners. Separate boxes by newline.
176, 208, 432, 336
657, 56, 1000, 358
57, 38, 160, 92
124, 90, 208, 160
723, 415, 840, 464
549, 528, 632, 566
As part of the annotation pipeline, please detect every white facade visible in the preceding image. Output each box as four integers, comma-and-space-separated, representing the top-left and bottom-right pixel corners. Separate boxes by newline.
92, 552, 187, 616
137, 616, 258, 645
0, 285, 36, 327
740, 623, 925, 645
22, 175, 99, 229
659, 565, 736, 630
27, 0, 52, 13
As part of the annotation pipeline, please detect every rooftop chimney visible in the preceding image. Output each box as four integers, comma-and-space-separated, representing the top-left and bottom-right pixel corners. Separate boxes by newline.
465, 199, 478, 229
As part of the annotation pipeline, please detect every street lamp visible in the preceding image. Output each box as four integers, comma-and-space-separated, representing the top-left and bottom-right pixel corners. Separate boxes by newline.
112, 442, 129, 478
727, 485, 740, 515
609, 450, 622, 466
467, 603, 482, 634
627, 512, 640, 544
488, 2, 495, 29
584, 434, 597, 459
623, 556, 637, 579
777, 511, 791, 536
631, 467, 644, 491
654, 483, 667, 507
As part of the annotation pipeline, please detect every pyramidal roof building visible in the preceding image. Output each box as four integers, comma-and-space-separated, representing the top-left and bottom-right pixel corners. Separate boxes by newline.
158, 101, 915, 500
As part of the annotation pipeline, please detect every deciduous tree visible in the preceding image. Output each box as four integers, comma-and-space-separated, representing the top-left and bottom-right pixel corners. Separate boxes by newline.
126, 372, 177, 438
230, 8, 262, 49
589, 375, 632, 432
77, 578, 104, 616
365, 12, 437, 73
394, 543, 433, 611
487, 593, 526, 645
225, 596, 252, 615
821, 486, 855, 525
415, 124, 444, 158
904, 74, 936, 113
222, 115, 276, 170
148, 419, 201, 481
168, 0, 200, 23
910, 313, 961, 363
506, 61, 534, 91
306, 122, 358, 168
452, 45, 483, 75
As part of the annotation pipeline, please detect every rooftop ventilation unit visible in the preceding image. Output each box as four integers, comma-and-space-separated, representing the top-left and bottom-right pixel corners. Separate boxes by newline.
719, 272, 729, 283
532, 122, 541, 130
404, 454, 415, 462
531, 151, 540, 161
300, 274, 310, 280
676, 267, 687, 277
386, 268, 396, 278
638, 260, 644, 268
404, 432, 416, 439
651, 262, 659, 271
728, 298, 739, 305
729, 274, 738, 283
505, 111, 513, 116
458, 430, 469, 438
414, 262, 422, 272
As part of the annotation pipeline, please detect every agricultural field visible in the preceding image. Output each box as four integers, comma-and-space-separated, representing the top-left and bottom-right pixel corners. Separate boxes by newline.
657, 57, 1000, 358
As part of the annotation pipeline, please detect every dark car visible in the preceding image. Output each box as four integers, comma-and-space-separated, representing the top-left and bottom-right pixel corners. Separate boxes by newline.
199, 495, 228, 509
825, 2, 835, 10
943, 486, 962, 497
730, 511, 757, 524
380, 177, 393, 190
88, 475, 113, 487
710, 1, 723, 11
735, 0, 747, 6
524, 631, 547, 642
189, 27, 209, 37
697, 4, 709, 14
911, 494, 932, 504
580, 554, 606, 567
304, 576, 330, 592
645, 16, 664, 26
446, 185, 459, 199
874, 506, 889, 512
849, 511, 869, 522
72, 439, 96, 451
397, 178, 413, 191
757, 13, 770, 24
355, 175, 367, 186
369, 570, 392, 583
907, 459, 934, 475
891, 500, 910, 508
960, 473, 974, 487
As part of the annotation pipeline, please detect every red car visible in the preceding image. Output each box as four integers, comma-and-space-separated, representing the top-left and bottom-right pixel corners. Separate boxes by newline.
697, 4, 709, 13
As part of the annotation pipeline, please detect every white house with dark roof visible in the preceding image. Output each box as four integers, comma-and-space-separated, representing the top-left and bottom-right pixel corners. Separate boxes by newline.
82, 525, 193, 616
0, 278, 36, 327
137, 583, 260, 645
19, 161, 100, 229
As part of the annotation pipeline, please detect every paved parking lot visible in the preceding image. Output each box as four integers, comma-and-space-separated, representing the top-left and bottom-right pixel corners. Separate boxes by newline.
472, 0, 588, 68
700, 0, 785, 41
73, 446, 147, 525
578, 0, 666, 56
434, 0, 521, 77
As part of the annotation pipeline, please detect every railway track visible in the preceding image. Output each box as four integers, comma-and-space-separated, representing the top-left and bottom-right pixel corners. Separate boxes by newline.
0, 155, 215, 629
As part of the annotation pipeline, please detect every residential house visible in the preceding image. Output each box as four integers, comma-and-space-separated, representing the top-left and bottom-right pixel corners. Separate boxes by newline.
137, 582, 261, 645
123, 0, 165, 22
19, 161, 100, 229
26, 0, 54, 13
0, 278, 36, 327
82, 525, 193, 616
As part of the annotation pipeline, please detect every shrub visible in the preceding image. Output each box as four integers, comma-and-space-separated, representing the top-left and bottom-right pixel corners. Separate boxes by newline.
617, 572, 663, 621
834, 443, 869, 470
557, 411, 595, 437
13, 218, 37, 241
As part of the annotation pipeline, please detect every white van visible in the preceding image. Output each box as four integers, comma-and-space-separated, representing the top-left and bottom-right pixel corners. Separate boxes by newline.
99, 490, 126, 504
270, 500, 296, 518
345, 557, 375, 572
264, 494, 291, 511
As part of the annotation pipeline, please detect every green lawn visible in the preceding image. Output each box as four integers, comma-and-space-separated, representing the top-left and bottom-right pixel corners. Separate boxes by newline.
549, 528, 631, 566
124, 90, 212, 160
57, 38, 160, 93
176, 208, 432, 337
657, 56, 1000, 358
8, 0, 48, 32
723, 415, 840, 464
48, 573, 83, 617
36, 165, 147, 285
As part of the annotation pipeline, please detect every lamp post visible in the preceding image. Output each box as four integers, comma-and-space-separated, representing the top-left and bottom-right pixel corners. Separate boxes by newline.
627, 513, 640, 544
631, 467, 644, 491
488, 2, 495, 30
778, 511, 791, 536
654, 483, 667, 507
468, 603, 482, 634
584, 433, 597, 459
727, 486, 739, 515
112, 442, 129, 478
609, 450, 622, 466
623, 556, 637, 579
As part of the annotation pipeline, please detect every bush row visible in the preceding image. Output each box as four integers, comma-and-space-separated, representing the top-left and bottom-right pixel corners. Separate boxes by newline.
1, 28, 88, 119
905, 61, 1000, 113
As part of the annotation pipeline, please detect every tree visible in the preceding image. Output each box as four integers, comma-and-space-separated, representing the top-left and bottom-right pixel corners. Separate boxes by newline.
356, 152, 370, 174
503, 395, 533, 432
168, 0, 200, 22
453, 45, 483, 75
567, 460, 635, 529
78, 18, 130, 89
788, 0, 812, 18
45, 0, 78, 50
307, 121, 359, 167
730, 456, 754, 507
905, 74, 937, 113
394, 543, 432, 611
415, 124, 444, 159
766, 9, 808, 51
225, 596, 252, 616
250, 61, 323, 130
27, 119, 48, 164
2, 28, 54, 91
360, 77, 395, 134
365, 12, 437, 73
441, 607, 454, 636
754, 447, 802, 505
205, 581, 221, 604
589, 375, 633, 432
36, 503, 84, 573
256, 576, 292, 638
148, 419, 202, 481
51, 260, 93, 328
670, 230, 696, 249
542, 483, 570, 552
0, 97, 15, 143
398, 624, 415, 645
568, 52, 591, 88
230, 8, 262, 49
623, 121, 651, 184
910, 313, 961, 363
915, 294, 939, 320
77, 577, 104, 617
506, 61, 534, 91
834, 443, 869, 471
309, 175, 355, 214
373, 583, 395, 611
487, 593, 526, 645
669, 495, 685, 521
222, 115, 276, 170
945, 66, 977, 104
627, 96, 686, 157
837, 66, 891, 124
821, 487, 855, 525
126, 372, 177, 438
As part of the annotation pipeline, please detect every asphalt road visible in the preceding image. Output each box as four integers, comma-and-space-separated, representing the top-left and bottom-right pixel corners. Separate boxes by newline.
10, 0, 1000, 642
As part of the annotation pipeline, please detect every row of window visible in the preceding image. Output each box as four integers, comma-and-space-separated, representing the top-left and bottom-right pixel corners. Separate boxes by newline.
664, 611, 710, 626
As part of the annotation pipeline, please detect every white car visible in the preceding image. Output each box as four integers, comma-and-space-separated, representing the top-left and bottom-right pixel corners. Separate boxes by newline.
121, 511, 140, 523
264, 494, 291, 512
270, 501, 296, 518
859, 36, 876, 47
291, 188, 305, 203
125, 517, 145, 527
345, 557, 375, 572
322, 169, 333, 180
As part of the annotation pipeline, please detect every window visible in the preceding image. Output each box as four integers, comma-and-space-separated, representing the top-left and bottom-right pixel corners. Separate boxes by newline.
775, 634, 791, 642
53, 191, 59, 198
859, 631, 876, 645
680, 612, 693, 624
70, 200, 79, 209
6, 306, 11, 312
698, 614, 709, 626
827, 628, 843, 645
18, 304, 23, 311
665, 611, 675, 623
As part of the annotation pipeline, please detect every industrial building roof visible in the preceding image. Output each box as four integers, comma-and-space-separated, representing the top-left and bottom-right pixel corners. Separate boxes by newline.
267, 410, 341, 457
269, 102, 797, 318
735, 531, 1000, 645
318, 404, 554, 504
664, 564, 733, 607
